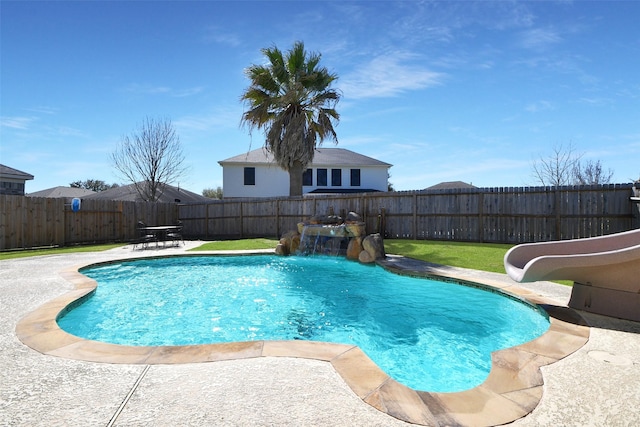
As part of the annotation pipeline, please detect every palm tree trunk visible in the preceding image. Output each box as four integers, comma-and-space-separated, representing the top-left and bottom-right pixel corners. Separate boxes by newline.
289, 160, 304, 197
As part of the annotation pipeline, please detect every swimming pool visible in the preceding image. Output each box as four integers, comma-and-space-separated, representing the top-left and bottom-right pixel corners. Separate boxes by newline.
58, 255, 550, 392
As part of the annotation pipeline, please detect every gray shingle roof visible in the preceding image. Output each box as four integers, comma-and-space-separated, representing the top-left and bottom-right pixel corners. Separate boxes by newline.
84, 182, 210, 203
426, 181, 477, 190
0, 164, 34, 180
219, 148, 391, 167
27, 186, 96, 198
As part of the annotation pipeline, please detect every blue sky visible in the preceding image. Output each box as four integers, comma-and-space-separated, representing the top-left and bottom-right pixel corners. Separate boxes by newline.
2, 1, 639, 194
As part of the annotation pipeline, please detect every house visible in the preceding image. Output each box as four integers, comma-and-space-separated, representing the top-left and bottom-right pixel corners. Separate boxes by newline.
28, 186, 96, 200
84, 182, 210, 203
219, 148, 392, 198
426, 181, 477, 190
0, 164, 34, 195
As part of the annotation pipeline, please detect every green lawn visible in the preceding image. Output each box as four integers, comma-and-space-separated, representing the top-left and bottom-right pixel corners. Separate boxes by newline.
0, 239, 279, 261
384, 239, 571, 285
0, 243, 125, 261
189, 238, 279, 251
384, 239, 513, 274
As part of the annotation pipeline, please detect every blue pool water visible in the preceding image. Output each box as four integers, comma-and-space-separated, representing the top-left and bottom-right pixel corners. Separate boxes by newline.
58, 255, 549, 392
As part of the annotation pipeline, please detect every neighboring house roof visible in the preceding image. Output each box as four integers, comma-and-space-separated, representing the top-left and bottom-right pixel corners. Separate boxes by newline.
219, 147, 392, 167
426, 181, 477, 190
0, 164, 34, 180
84, 182, 210, 203
27, 186, 96, 198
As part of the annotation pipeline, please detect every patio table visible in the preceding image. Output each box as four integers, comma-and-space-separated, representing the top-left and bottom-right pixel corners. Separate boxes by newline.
139, 225, 182, 247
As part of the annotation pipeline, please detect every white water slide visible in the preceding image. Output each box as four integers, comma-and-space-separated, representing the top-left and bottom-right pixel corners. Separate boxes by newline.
504, 228, 640, 322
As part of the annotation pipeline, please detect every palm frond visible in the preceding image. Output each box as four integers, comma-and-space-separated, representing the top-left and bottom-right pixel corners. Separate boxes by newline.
240, 40, 341, 195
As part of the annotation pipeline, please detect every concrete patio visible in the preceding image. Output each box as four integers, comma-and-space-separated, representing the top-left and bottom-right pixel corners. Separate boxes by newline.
1, 242, 639, 426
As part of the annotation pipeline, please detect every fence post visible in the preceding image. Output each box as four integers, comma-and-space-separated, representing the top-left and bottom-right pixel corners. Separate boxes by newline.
240, 202, 244, 238
115, 201, 122, 242
377, 207, 386, 236
205, 203, 210, 239
478, 191, 484, 243
554, 187, 561, 240
412, 193, 417, 239
276, 199, 280, 238
56, 197, 65, 247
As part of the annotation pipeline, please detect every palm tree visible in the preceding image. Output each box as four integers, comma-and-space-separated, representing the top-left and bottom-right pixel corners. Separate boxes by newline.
241, 41, 341, 196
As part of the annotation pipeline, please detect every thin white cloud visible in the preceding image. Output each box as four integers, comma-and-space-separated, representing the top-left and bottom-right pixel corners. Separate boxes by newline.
525, 100, 555, 113
339, 52, 445, 99
614, 84, 640, 100
175, 108, 242, 133
0, 116, 36, 130
487, 1, 535, 30
519, 27, 562, 50
513, 54, 598, 88
12, 150, 57, 164
203, 25, 242, 47
447, 126, 506, 145
577, 97, 612, 106
57, 126, 88, 138
342, 106, 412, 122
124, 83, 171, 95
25, 106, 58, 115
431, 53, 468, 69
123, 83, 204, 98
173, 87, 205, 98
389, 1, 535, 45
336, 135, 385, 148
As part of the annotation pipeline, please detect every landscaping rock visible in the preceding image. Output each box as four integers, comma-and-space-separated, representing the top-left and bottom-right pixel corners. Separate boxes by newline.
358, 249, 375, 263
362, 233, 385, 260
346, 211, 362, 223
278, 230, 301, 255
346, 237, 363, 260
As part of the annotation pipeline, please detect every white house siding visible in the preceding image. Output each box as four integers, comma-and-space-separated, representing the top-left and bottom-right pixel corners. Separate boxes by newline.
222, 163, 290, 198
219, 148, 391, 198
302, 166, 388, 193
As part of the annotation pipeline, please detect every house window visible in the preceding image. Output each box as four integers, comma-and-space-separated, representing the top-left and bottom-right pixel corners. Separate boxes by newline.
302, 168, 313, 186
244, 167, 255, 185
0, 181, 25, 195
350, 169, 361, 186
317, 169, 327, 186
331, 169, 342, 186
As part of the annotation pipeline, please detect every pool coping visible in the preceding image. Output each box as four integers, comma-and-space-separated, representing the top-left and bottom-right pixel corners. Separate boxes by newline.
15, 253, 590, 427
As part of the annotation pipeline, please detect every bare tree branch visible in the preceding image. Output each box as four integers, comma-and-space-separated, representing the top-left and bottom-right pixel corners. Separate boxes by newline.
532, 142, 581, 186
111, 117, 188, 201
532, 142, 616, 186
572, 159, 614, 185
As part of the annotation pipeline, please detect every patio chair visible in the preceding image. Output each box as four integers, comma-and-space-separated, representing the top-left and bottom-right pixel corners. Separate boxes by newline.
166, 221, 184, 247
135, 221, 157, 249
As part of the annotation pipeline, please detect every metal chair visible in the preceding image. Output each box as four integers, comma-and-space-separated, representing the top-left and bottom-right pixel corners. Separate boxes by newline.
166, 221, 184, 247
135, 221, 156, 249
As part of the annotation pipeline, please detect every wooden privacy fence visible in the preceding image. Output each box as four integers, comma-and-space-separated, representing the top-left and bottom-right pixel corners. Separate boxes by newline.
178, 184, 638, 244
0, 195, 177, 250
2, 184, 637, 250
